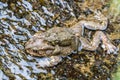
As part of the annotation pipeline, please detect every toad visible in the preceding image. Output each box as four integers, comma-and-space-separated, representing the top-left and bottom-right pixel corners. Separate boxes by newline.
25, 12, 118, 67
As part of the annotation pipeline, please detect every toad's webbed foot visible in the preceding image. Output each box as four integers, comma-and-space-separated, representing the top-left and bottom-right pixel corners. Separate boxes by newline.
36, 56, 62, 67
100, 32, 119, 54
80, 31, 118, 54
102, 42, 119, 54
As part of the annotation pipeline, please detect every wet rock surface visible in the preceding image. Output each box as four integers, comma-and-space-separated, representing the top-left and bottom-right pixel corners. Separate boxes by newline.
0, 0, 119, 80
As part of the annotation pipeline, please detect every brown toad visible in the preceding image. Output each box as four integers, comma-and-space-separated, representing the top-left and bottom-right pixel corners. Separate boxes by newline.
25, 12, 118, 67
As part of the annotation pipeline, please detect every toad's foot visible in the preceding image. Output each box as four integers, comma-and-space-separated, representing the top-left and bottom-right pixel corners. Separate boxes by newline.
37, 56, 62, 67
102, 42, 119, 54
80, 31, 118, 54
71, 11, 108, 37
48, 56, 62, 66
101, 32, 119, 54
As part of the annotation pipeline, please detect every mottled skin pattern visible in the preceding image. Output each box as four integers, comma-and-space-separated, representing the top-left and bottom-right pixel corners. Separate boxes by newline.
25, 12, 118, 67
25, 27, 78, 57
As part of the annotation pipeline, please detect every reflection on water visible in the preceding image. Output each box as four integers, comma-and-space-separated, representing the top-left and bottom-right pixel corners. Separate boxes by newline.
0, 0, 119, 80
0, 0, 75, 79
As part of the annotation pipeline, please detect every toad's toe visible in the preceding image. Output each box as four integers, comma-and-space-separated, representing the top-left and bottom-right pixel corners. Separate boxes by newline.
48, 56, 62, 67
37, 56, 62, 67
102, 44, 118, 54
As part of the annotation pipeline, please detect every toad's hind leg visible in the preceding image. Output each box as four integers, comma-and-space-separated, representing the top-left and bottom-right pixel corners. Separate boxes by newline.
80, 31, 118, 54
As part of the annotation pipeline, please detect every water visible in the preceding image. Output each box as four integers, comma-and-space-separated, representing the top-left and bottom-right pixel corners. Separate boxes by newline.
0, 0, 75, 79
0, 0, 119, 80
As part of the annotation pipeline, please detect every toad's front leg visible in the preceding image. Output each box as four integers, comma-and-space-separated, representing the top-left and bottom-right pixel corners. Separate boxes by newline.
80, 31, 118, 54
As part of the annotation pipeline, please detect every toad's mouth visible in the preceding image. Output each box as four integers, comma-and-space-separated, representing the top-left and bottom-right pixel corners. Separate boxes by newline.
26, 49, 54, 57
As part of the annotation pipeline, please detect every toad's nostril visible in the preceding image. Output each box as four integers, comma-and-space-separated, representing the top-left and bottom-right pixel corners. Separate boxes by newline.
33, 50, 39, 53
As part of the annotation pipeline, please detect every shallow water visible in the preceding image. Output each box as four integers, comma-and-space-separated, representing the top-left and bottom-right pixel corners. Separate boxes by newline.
0, 0, 119, 80
0, 0, 76, 79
